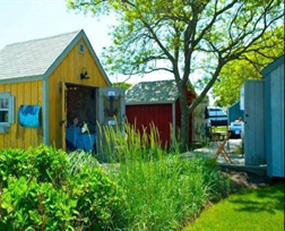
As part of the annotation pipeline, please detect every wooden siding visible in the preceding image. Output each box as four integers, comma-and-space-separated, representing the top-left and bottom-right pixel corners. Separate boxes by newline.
265, 62, 284, 177
0, 81, 43, 149
126, 104, 173, 147
48, 38, 108, 148
126, 89, 195, 146
244, 80, 265, 165
228, 101, 244, 124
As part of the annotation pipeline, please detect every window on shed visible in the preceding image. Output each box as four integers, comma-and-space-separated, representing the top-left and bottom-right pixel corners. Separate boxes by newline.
79, 42, 85, 54
0, 93, 15, 133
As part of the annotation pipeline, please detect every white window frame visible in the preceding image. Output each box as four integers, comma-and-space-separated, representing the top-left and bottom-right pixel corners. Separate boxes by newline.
0, 92, 15, 133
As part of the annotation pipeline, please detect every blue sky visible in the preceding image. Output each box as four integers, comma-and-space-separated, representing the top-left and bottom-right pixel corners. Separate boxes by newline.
0, 0, 113, 52
0, 0, 174, 83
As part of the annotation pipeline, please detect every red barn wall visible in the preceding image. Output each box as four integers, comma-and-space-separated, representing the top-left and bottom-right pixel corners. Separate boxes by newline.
126, 88, 195, 146
126, 104, 173, 147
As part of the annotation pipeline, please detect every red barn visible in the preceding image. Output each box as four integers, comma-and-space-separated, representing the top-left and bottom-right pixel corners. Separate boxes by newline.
125, 80, 195, 147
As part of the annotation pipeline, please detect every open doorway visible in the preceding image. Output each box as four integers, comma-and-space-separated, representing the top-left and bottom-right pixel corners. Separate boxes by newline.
65, 84, 97, 153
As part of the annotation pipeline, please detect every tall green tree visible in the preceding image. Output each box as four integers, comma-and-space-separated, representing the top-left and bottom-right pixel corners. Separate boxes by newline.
213, 25, 284, 106
68, 0, 284, 144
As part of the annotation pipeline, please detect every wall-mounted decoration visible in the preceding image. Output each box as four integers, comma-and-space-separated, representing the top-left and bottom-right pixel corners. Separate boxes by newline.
18, 105, 41, 128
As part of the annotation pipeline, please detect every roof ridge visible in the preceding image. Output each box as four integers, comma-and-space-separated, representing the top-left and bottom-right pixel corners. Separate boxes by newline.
3, 30, 81, 48
137, 79, 175, 84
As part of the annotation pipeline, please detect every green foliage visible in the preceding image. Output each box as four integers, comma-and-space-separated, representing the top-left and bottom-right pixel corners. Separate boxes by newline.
112, 82, 132, 90
0, 124, 230, 230
68, 0, 284, 144
213, 25, 284, 106
115, 156, 229, 230
98, 122, 230, 230
0, 145, 68, 189
69, 166, 125, 229
0, 177, 76, 230
67, 150, 99, 175
0, 145, 125, 230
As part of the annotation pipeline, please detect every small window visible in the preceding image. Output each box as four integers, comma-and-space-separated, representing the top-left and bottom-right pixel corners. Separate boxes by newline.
79, 42, 85, 54
0, 92, 14, 133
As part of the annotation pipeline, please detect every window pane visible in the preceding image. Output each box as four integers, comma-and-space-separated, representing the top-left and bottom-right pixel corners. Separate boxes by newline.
0, 111, 8, 122
0, 98, 8, 109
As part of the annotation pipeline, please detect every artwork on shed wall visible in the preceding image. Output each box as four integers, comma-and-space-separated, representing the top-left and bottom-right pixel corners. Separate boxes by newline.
103, 94, 122, 125
18, 105, 41, 128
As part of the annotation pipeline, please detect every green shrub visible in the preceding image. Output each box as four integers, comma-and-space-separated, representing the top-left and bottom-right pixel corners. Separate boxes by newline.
0, 148, 30, 189
0, 145, 68, 189
0, 122, 230, 231
0, 145, 125, 230
69, 165, 125, 230
0, 177, 76, 230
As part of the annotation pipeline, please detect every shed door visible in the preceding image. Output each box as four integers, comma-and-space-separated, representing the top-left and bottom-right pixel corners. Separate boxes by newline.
96, 88, 125, 156
244, 80, 265, 165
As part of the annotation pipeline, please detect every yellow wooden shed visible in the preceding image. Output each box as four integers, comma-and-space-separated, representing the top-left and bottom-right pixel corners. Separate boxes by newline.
0, 30, 125, 151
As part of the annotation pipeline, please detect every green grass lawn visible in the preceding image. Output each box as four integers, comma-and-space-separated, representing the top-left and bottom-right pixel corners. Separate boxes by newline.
184, 182, 284, 231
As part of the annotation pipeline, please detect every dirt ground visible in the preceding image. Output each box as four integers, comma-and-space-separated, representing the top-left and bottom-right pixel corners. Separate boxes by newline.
221, 169, 270, 192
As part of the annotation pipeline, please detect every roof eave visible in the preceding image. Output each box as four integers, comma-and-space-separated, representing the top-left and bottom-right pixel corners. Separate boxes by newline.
126, 100, 176, 105
0, 74, 44, 84
261, 54, 284, 77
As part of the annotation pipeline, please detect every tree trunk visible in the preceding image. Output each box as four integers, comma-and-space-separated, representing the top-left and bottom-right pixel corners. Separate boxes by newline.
178, 85, 191, 145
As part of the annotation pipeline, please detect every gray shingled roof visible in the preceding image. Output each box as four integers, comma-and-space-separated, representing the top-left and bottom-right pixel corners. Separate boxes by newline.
126, 80, 179, 104
0, 31, 79, 80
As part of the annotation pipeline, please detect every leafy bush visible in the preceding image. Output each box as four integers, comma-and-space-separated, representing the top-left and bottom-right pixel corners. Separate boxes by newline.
0, 122, 230, 230
0, 145, 68, 189
69, 166, 125, 229
0, 145, 125, 230
0, 177, 76, 230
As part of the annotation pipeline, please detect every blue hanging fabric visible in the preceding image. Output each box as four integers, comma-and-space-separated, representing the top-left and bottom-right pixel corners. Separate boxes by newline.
18, 105, 41, 128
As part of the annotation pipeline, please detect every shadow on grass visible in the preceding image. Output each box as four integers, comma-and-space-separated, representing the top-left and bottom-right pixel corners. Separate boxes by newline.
230, 182, 284, 214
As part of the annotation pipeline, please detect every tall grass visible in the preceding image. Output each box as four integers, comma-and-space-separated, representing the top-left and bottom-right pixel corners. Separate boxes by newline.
91, 122, 229, 230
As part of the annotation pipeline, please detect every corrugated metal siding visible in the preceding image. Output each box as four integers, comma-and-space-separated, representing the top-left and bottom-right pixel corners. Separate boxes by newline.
126, 104, 173, 146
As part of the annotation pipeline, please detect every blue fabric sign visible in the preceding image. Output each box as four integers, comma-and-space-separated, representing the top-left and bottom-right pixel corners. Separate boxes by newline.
18, 105, 41, 128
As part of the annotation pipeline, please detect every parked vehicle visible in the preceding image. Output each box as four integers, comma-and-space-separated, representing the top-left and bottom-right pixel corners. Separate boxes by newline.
229, 121, 243, 138
206, 106, 228, 127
